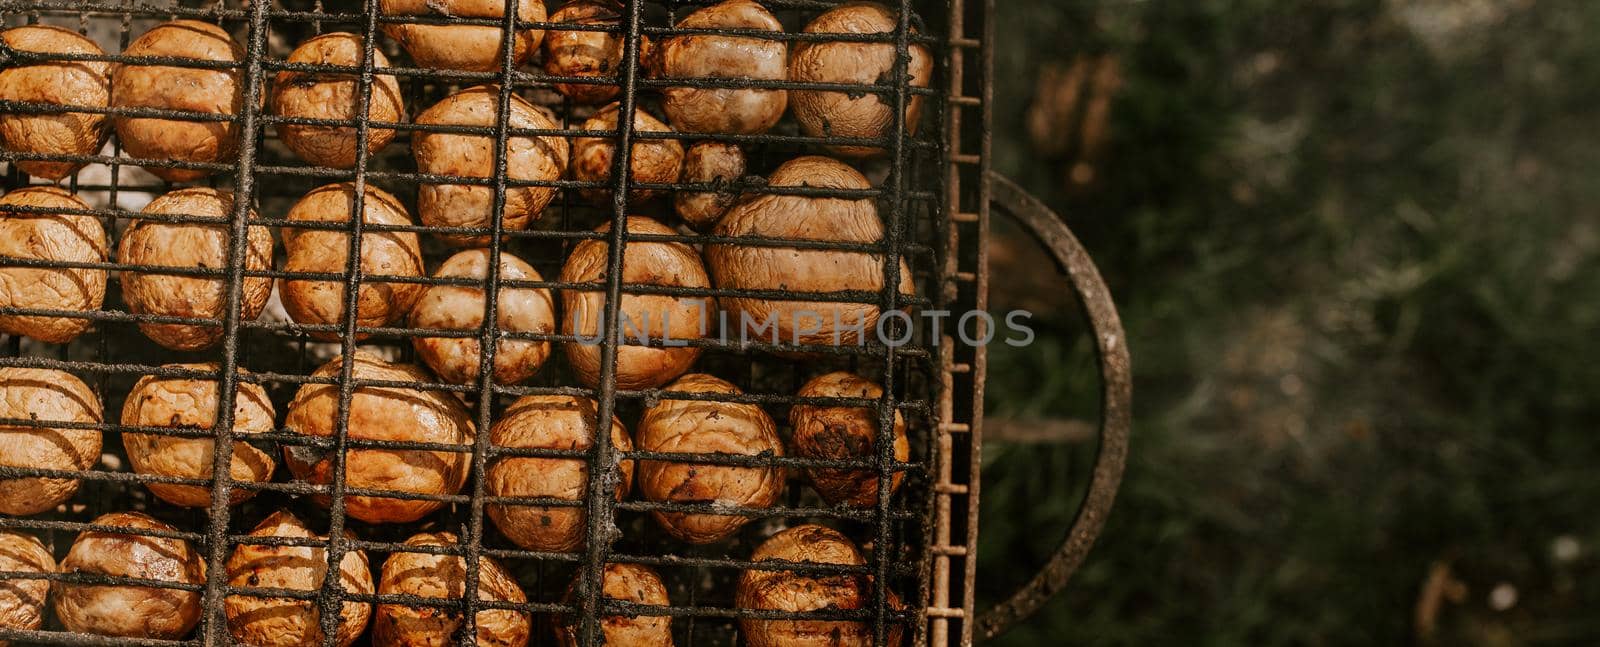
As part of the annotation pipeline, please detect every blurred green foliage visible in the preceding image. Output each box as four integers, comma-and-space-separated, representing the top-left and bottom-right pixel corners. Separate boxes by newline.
979, 0, 1600, 644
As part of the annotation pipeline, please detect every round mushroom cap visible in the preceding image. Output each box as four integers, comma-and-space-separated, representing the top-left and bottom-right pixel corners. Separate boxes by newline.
380, 0, 547, 72
656, 0, 788, 135
55, 512, 206, 639
410, 249, 556, 386
279, 182, 425, 342
0, 25, 112, 180
224, 510, 374, 647
0, 187, 108, 344
0, 368, 101, 516
544, 1, 626, 104
0, 530, 56, 645
707, 155, 914, 348
373, 531, 530, 647
486, 395, 634, 552
112, 20, 246, 182
412, 85, 569, 247
283, 351, 475, 524
554, 562, 671, 647
272, 32, 404, 169
636, 373, 783, 544
560, 216, 709, 390
789, 2, 933, 157
120, 362, 276, 508
571, 102, 684, 203
674, 140, 745, 231
789, 371, 908, 507
118, 188, 274, 351
736, 524, 904, 647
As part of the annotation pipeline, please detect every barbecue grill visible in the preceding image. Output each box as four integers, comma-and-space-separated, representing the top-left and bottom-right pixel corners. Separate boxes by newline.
0, 0, 1130, 645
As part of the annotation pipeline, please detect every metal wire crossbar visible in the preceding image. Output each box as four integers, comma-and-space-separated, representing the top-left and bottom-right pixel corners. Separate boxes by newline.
0, 0, 992, 645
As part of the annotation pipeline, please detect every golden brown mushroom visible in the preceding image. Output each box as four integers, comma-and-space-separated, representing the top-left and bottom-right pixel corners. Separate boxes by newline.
706, 155, 913, 347
373, 531, 530, 647
0, 187, 108, 344
560, 216, 710, 390
636, 373, 783, 544
118, 188, 274, 351
486, 395, 633, 552
54, 512, 206, 639
412, 85, 569, 247
224, 510, 374, 647
283, 352, 475, 524
789, 371, 908, 507
0, 367, 101, 516
544, 1, 626, 105
279, 182, 425, 341
0, 25, 112, 180
380, 0, 547, 72
553, 563, 672, 647
655, 0, 788, 135
272, 32, 405, 169
410, 249, 557, 386
120, 362, 276, 508
0, 530, 54, 645
789, 2, 933, 157
736, 524, 904, 647
674, 140, 745, 231
112, 20, 246, 182
571, 102, 683, 203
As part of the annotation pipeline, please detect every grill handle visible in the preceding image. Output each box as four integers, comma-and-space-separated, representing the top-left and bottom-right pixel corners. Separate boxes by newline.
974, 173, 1132, 640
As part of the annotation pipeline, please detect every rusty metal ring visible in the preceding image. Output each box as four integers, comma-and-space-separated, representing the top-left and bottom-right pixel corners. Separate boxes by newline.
975, 172, 1132, 640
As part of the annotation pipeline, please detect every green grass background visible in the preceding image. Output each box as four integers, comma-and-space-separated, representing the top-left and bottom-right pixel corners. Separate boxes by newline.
977, 1, 1600, 644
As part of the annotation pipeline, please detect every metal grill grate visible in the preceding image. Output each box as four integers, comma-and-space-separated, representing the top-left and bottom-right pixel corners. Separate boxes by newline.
0, 0, 996, 645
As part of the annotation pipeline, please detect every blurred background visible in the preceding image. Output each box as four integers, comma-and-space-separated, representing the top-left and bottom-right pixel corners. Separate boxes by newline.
975, 0, 1600, 644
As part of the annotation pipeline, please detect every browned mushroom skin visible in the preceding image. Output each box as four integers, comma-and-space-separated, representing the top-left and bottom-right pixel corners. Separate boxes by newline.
486, 395, 634, 552
120, 363, 276, 508
655, 0, 788, 135
674, 140, 745, 231
272, 32, 404, 169
0, 368, 101, 516
410, 249, 557, 386
636, 373, 784, 544
118, 188, 274, 351
553, 562, 672, 647
736, 524, 905, 647
112, 20, 246, 182
283, 352, 476, 524
0, 187, 108, 344
544, 1, 627, 105
54, 512, 206, 639
412, 85, 569, 247
380, 0, 546, 72
374, 531, 530, 647
279, 183, 425, 341
789, 371, 909, 507
0, 26, 112, 180
571, 102, 684, 203
789, 2, 933, 157
224, 510, 374, 647
560, 216, 710, 390
707, 156, 914, 347
0, 530, 54, 645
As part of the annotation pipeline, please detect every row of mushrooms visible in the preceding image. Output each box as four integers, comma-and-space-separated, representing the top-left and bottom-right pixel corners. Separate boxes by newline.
0, 1, 932, 183
0, 513, 898, 645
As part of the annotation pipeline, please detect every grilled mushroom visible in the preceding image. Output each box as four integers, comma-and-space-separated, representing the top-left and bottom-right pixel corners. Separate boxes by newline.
544, 0, 627, 104
789, 2, 933, 157
0, 530, 54, 644
120, 363, 276, 508
0, 367, 101, 516
673, 140, 745, 231
272, 32, 405, 168
789, 371, 908, 507
54, 512, 206, 639
373, 531, 530, 647
736, 524, 905, 647
279, 182, 425, 341
0, 25, 112, 180
380, 0, 547, 72
486, 395, 633, 552
0, 187, 108, 344
118, 188, 274, 351
655, 0, 788, 135
224, 510, 374, 647
554, 563, 672, 647
410, 249, 557, 386
112, 20, 246, 182
571, 102, 683, 203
